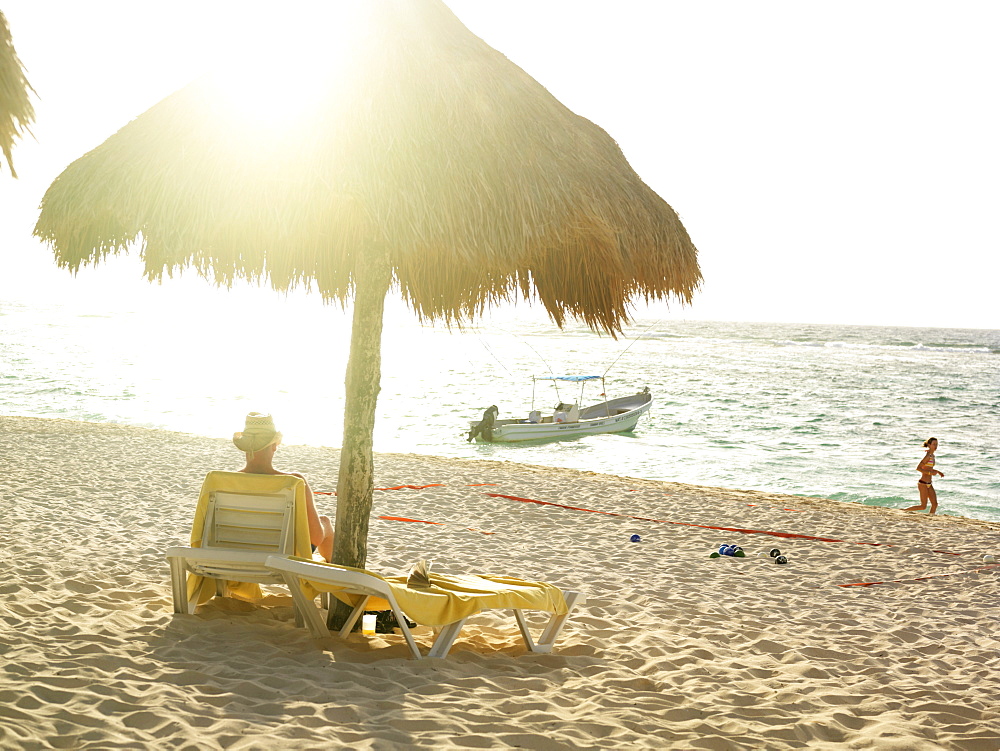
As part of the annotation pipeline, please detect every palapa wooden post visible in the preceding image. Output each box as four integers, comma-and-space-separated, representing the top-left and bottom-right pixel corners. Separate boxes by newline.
327, 248, 392, 629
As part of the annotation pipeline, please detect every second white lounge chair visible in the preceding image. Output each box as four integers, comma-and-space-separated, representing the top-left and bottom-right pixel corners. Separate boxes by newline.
265, 556, 585, 659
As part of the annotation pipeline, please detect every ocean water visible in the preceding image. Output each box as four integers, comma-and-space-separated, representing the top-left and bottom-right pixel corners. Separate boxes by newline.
2, 292, 998, 522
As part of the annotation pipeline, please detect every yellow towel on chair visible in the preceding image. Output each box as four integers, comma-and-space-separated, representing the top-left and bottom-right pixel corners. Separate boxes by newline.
290, 558, 568, 627
187, 472, 313, 605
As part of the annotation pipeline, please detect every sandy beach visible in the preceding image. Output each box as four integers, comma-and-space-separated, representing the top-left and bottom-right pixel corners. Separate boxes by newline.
1, 415, 998, 750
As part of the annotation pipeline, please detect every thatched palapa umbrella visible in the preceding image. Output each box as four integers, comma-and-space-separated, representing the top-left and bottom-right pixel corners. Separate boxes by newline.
34, 0, 701, 611
0, 9, 36, 178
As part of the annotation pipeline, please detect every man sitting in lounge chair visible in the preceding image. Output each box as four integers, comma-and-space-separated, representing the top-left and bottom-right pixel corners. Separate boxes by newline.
233, 412, 335, 562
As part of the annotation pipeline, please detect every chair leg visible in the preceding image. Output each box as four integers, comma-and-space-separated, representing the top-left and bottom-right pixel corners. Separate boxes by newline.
512, 609, 536, 651
426, 617, 467, 659
530, 591, 585, 653
389, 606, 424, 660
338, 597, 370, 638
276, 571, 329, 638
167, 557, 192, 614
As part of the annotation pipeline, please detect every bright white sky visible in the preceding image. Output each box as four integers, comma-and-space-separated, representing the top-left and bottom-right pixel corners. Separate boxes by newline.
1, 0, 998, 329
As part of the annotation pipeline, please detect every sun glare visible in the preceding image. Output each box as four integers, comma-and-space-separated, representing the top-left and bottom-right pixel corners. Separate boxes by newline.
208, 4, 358, 132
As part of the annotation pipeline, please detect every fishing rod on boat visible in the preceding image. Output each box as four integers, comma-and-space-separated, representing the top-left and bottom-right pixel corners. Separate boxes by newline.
475, 324, 557, 378
477, 337, 514, 377
593, 319, 661, 417
478, 324, 561, 405
601, 319, 662, 378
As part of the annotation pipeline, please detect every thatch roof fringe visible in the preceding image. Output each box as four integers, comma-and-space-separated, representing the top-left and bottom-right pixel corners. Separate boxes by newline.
0, 10, 36, 178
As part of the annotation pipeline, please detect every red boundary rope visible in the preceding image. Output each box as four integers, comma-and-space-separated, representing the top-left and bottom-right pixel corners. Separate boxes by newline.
314, 485, 496, 534
377, 515, 440, 526
484, 493, 962, 555
838, 564, 998, 588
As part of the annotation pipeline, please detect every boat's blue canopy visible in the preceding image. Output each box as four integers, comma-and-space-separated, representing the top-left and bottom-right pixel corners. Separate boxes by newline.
534, 375, 602, 382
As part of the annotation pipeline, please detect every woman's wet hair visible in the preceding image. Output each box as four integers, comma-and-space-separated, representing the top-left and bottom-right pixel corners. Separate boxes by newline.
923, 437, 937, 448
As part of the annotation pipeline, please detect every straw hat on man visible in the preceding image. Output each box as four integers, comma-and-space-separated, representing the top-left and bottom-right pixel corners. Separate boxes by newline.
233, 412, 283, 455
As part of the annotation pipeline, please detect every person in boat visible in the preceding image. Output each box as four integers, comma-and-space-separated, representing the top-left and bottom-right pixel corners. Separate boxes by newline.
467, 405, 499, 442
233, 412, 335, 561
903, 437, 943, 515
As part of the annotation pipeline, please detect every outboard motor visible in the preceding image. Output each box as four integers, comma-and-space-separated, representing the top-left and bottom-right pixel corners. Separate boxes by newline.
467, 405, 499, 442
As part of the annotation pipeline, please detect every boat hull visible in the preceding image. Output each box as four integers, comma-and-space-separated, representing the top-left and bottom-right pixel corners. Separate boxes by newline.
471, 392, 652, 443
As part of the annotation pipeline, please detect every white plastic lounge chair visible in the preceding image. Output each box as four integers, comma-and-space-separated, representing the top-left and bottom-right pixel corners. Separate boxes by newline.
265, 556, 585, 659
165, 471, 313, 616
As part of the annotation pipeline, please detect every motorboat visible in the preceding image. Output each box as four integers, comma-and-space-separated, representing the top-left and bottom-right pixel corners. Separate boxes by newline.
466, 376, 652, 443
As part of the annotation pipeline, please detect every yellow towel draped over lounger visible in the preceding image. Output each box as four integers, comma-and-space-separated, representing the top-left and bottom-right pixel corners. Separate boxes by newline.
288, 557, 568, 627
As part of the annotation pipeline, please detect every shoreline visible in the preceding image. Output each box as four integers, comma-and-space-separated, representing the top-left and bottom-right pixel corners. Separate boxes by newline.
7, 412, 998, 527
2, 414, 999, 748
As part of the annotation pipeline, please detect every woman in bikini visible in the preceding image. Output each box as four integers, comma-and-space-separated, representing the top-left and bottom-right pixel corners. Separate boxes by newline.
903, 437, 943, 515
233, 412, 335, 561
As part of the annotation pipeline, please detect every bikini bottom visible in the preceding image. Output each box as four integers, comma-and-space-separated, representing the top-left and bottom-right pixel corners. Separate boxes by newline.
918, 480, 933, 487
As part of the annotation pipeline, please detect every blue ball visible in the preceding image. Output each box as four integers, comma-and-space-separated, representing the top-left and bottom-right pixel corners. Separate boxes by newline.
718, 544, 731, 554
630, 534, 642, 543
721, 545, 735, 556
